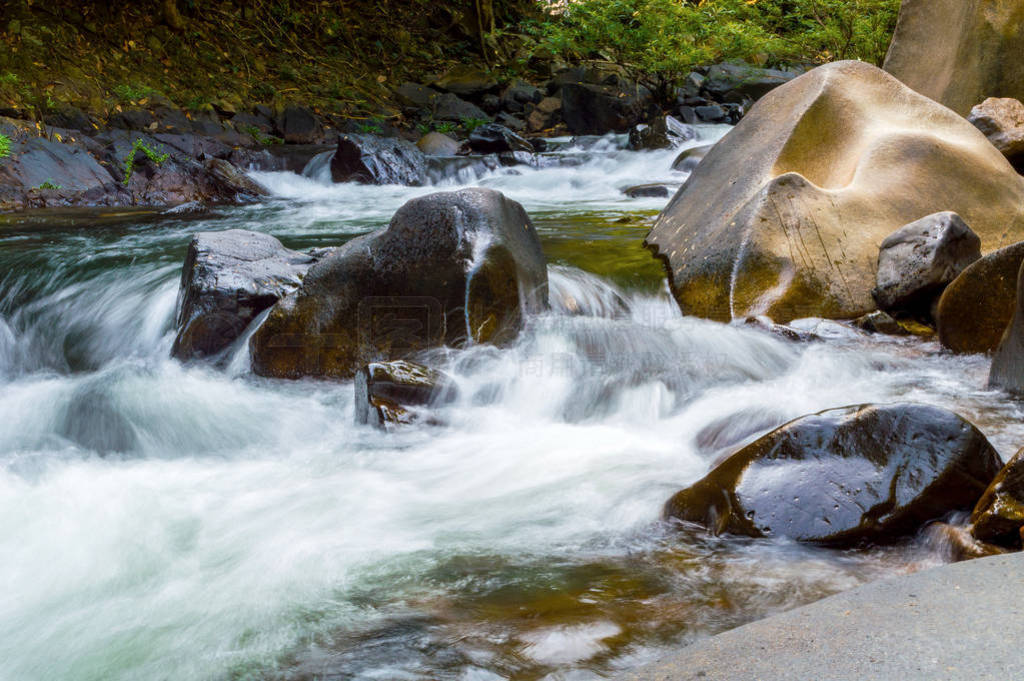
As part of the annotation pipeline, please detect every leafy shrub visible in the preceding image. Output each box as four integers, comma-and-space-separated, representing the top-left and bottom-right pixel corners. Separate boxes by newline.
0, 133, 10, 159
527, 0, 900, 86
123, 138, 169, 185
461, 117, 489, 133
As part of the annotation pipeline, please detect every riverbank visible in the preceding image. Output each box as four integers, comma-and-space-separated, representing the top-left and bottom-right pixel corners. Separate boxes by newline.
622, 551, 1024, 680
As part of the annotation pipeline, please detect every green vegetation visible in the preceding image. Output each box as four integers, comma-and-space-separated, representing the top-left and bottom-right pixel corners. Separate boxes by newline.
356, 119, 385, 134
112, 83, 160, 102
461, 117, 490, 133
122, 139, 169, 185
0, 134, 10, 159
35, 179, 62, 190
244, 126, 283, 146
525, 0, 900, 86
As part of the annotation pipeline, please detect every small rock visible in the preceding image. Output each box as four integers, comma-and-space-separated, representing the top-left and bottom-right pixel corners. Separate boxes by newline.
354, 360, 457, 429
873, 212, 981, 315
967, 97, 1024, 171
623, 184, 671, 198
416, 132, 459, 156
466, 123, 533, 154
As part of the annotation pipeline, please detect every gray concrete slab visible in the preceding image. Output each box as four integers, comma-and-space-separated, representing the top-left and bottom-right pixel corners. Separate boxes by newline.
622, 552, 1024, 681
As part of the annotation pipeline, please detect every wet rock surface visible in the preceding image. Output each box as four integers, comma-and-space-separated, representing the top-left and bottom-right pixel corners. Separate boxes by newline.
250, 188, 548, 379
970, 448, 1024, 546
330, 134, 427, 185
665, 403, 1002, 545
937, 242, 1024, 354
172, 230, 317, 360
354, 360, 457, 429
988, 257, 1024, 393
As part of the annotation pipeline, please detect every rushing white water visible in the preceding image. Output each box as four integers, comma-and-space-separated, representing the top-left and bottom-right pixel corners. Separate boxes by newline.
1, 129, 1021, 681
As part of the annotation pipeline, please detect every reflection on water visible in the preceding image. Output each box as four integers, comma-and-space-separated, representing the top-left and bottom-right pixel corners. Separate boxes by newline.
0, 128, 1018, 681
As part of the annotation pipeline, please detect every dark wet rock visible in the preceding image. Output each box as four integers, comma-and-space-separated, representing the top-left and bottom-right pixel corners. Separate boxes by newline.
676, 105, 698, 125
495, 112, 526, 133
937, 242, 1024, 354
694, 104, 727, 123
988, 258, 1024, 393
873, 212, 981, 315
628, 115, 697, 151
109, 108, 158, 132
152, 132, 233, 161
465, 123, 533, 154
970, 448, 1024, 546
232, 110, 275, 136
500, 80, 543, 113
677, 72, 706, 101
354, 360, 457, 429
205, 158, 269, 200
330, 134, 426, 186
671, 143, 714, 173
623, 184, 671, 198
480, 94, 501, 114
665, 403, 1002, 545
560, 81, 653, 135
416, 132, 460, 156
44, 105, 95, 132
432, 93, 489, 123
172, 230, 315, 360
250, 188, 548, 379
394, 82, 441, 111
0, 135, 123, 210
277, 105, 323, 144
702, 62, 796, 103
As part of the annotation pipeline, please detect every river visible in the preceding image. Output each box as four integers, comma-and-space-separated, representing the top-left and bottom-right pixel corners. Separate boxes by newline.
1, 128, 1020, 681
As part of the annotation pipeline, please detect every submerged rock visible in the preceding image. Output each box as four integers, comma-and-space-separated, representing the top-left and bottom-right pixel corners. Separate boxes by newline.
330, 133, 426, 185
250, 188, 548, 379
665, 403, 1002, 545
172, 230, 315, 359
872, 212, 981, 316
937, 242, 1024, 354
645, 61, 1024, 324
883, 0, 1024, 116
354, 360, 457, 429
970, 447, 1024, 546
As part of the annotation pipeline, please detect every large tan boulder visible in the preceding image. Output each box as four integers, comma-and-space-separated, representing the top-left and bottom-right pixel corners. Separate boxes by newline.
883, 0, 1024, 116
645, 61, 1024, 323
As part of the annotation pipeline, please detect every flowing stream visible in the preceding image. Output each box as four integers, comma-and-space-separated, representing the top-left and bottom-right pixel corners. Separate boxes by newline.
2, 129, 1022, 681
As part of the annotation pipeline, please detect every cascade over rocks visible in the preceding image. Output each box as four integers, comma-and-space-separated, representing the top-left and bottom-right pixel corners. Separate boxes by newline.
250, 188, 548, 379
936, 242, 1024, 354
872, 212, 981, 316
330, 134, 427, 186
627, 115, 697, 151
646, 61, 1024, 324
354, 360, 457, 429
172, 230, 318, 360
883, 0, 1024, 116
665, 403, 1002, 545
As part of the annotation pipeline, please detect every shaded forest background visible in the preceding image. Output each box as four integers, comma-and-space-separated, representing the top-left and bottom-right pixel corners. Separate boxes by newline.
0, 0, 899, 122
